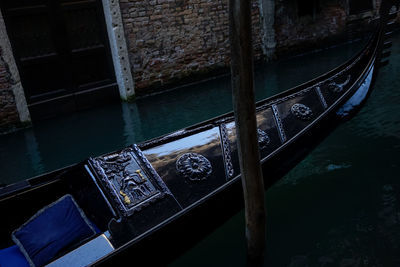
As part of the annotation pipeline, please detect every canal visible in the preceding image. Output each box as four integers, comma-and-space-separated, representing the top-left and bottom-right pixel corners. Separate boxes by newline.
1, 32, 399, 266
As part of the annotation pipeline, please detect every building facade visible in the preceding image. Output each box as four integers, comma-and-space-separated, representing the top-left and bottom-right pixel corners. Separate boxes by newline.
0, 0, 398, 133
0, 47, 20, 132
0, 10, 30, 133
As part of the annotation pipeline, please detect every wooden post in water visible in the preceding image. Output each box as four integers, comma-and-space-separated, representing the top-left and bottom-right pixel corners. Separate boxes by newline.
228, 0, 266, 266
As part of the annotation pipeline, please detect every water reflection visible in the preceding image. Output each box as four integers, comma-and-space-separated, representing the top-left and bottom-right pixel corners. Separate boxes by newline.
24, 130, 44, 176
2, 36, 366, 185
121, 103, 141, 146
145, 129, 220, 157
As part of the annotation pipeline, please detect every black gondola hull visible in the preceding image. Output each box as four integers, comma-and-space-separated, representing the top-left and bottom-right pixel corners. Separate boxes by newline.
0, 8, 396, 265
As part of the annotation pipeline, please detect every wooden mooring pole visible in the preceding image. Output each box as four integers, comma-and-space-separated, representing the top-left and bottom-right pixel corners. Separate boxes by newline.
229, 0, 266, 266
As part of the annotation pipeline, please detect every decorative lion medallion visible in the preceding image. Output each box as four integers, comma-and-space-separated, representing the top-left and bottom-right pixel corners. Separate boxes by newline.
291, 103, 313, 120
176, 153, 212, 181
257, 129, 270, 149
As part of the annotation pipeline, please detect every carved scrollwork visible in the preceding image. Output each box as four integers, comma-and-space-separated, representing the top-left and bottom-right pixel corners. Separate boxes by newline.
176, 153, 212, 181
90, 146, 171, 217
315, 86, 328, 109
291, 103, 313, 120
327, 75, 351, 93
257, 129, 270, 149
272, 104, 287, 143
220, 124, 235, 179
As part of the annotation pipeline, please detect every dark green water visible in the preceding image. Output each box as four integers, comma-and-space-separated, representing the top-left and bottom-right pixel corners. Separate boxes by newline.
0, 37, 365, 184
1, 32, 399, 266
171, 35, 400, 266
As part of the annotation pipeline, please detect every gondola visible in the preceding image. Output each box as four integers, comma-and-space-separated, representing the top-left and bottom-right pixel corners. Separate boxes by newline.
0, 2, 398, 266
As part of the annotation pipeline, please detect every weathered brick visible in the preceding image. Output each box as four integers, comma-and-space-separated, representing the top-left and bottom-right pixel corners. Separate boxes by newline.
120, 0, 262, 93
0, 50, 19, 130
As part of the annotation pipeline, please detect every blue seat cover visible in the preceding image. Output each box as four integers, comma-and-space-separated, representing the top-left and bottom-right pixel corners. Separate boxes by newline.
12, 195, 97, 267
0, 245, 29, 267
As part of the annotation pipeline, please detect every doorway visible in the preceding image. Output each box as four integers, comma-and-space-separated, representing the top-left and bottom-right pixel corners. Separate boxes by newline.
0, 0, 119, 120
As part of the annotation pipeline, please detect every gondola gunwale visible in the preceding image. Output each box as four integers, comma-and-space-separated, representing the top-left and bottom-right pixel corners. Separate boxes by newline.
0, 19, 389, 267
0, 24, 380, 240
0, 29, 376, 200
92, 27, 383, 265
258, 33, 379, 165
137, 31, 376, 151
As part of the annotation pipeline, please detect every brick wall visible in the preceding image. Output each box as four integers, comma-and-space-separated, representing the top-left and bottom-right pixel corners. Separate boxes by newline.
275, 0, 349, 56
0, 47, 19, 132
120, 0, 263, 94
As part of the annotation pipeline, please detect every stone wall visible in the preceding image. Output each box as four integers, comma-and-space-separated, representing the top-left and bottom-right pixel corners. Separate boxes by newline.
119, 0, 263, 94
119, 0, 394, 94
275, 0, 349, 56
274, 0, 399, 57
0, 48, 19, 132
0, 10, 30, 134
1, 0, 398, 133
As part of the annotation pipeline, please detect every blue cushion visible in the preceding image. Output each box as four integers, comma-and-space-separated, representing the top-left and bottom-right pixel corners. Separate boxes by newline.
0, 245, 29, 267
12, 195, 97, 267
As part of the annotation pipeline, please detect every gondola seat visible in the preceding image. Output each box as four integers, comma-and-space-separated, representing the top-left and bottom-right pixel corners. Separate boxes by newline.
9, 194, 98, 267
0, 245, 29, 267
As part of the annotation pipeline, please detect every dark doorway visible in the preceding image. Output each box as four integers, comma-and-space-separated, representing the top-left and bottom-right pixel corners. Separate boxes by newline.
349, 0, 373, 15
297, 0, 320, 18
1, 0, 119, 120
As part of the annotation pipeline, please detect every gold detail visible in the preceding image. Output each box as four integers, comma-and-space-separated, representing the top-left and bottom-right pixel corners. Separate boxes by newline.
120, 190, 131, 205
136, 170, 147, 182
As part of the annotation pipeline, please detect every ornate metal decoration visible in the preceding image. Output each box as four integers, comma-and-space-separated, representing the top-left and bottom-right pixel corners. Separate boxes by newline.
220, 124, 235, 180
176, 153, 212, 181
327, 75, 351, 93
291, 103, 314, 121
257, 128, 270, 149
90, 146, 171, 217
315, 86, 328, 109
272, 104, 287, 143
